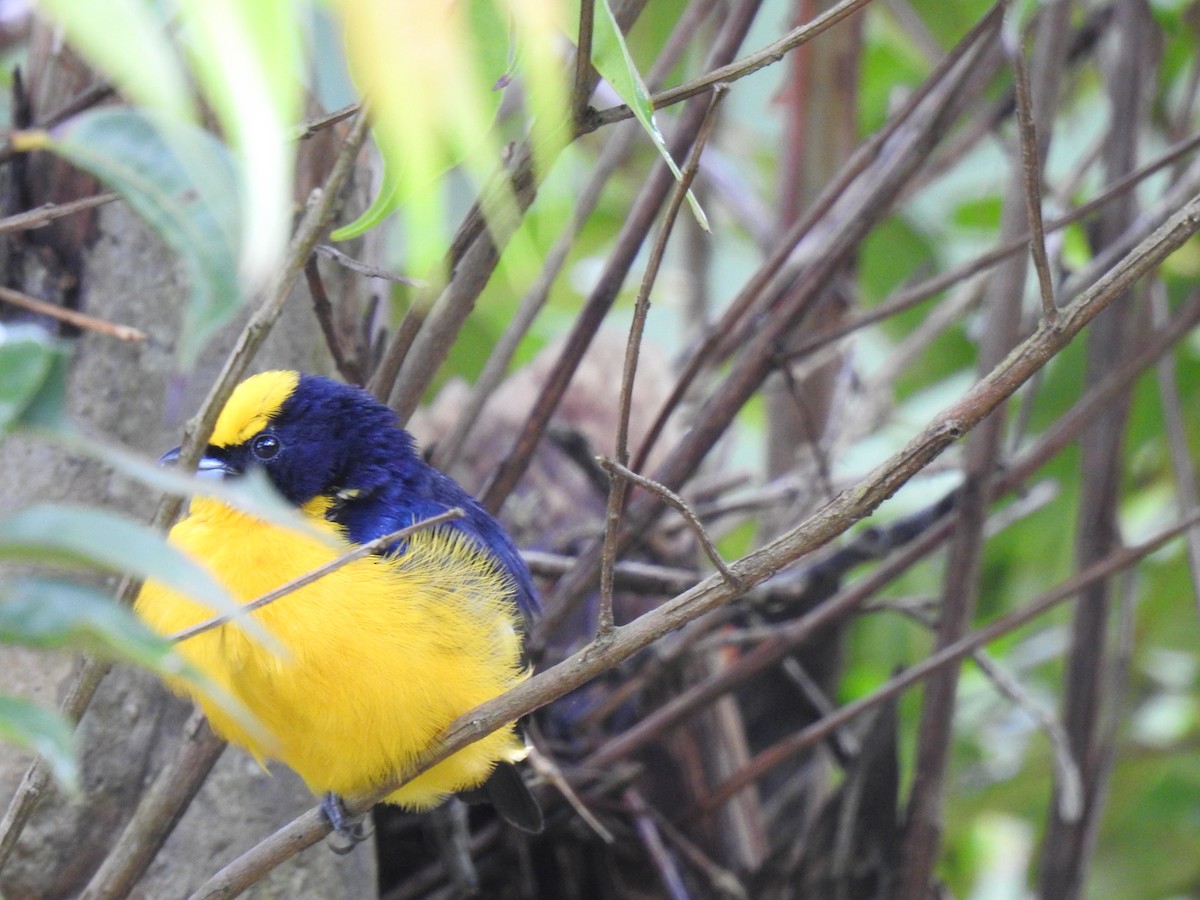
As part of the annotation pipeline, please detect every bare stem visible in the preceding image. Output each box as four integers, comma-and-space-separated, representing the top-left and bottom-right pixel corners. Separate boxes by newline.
599, 84, 728, 636
1008, 27, 1058, 322
590, 0, 882, 129
0, 285, 146, 342
0, 192, 118, 234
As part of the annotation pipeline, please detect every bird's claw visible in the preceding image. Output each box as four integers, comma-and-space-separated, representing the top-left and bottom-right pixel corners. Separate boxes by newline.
321, 793, 373, 854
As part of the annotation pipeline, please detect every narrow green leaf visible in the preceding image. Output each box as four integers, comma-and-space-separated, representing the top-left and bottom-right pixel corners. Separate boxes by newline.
0, 577, 182, 672
176, 0, 301, 288
330, 0, 511, 250
0, 695, 78, 792
572, 0, 708, 230
46, 109, 243, 367
34, 0, 192, 119
0, 327, 65, 435
0, 577, 265, 744
0, 504, 274, 647
330, 154, 403, 242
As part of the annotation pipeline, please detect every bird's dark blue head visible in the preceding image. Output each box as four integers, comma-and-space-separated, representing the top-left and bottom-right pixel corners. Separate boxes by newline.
190, 371, 408, 507
172, 370, 540, 620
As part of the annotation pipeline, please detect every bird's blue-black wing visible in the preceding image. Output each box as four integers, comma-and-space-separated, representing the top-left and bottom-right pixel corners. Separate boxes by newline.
333, 471, 540, 626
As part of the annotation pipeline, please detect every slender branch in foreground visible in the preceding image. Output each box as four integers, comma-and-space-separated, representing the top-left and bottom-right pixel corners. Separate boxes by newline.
599, 457, 740, 589
1007, 25, 1058, 322
589, 0, 881, 128
573, 0, 597, 127
599, 84, 728, 636
314, 244, 424, 286
0, 285, 147, 342
0, 192, 118, 234
972, 651, 1082, 821
784, 125, 1200, 364
290, 102, 361, 141
80, 712, 227, 900
186, 193, 1200, 900
304, 257, 364, 386
171, 509, 464, 644
697, 509, 1200, 813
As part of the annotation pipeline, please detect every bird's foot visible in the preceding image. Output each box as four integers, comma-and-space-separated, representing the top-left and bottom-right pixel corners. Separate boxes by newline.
320, 793, 373, 854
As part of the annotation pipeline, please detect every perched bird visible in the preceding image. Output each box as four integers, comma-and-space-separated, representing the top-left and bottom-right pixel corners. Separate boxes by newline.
135, 370, 542, 836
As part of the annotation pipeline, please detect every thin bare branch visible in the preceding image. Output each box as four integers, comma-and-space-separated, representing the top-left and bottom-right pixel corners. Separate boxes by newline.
290, 101, 360, 141
1040, 7, 1154, 894
1007, 26, 1058, 322
80, 713, 227, 900
599, 457, 740, 590
0, 192, 117, 234
1151, 285, 1200, 619
698, 509, 1200, 814
590, 0, 881, 129
526, 743, 613, 843
599, 84, 728, 635
0, 285, 147, 341
313, 244, 423, 286
573, 0, 597, 127
625, 788, 692, 900
171, 509, 463, 644
972, 651, 1082, 822
304, 256, 364, 385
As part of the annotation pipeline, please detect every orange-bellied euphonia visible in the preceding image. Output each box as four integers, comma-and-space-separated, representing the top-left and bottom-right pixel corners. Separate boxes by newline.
134, 370, 542, 839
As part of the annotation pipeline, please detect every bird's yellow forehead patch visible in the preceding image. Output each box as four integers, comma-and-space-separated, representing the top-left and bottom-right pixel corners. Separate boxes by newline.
210, 370, 300, 448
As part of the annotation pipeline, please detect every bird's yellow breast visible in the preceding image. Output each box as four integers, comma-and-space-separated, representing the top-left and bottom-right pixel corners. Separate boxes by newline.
135, 498, 527, 809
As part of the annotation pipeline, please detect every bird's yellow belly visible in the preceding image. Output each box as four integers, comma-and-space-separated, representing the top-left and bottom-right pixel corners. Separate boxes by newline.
135, 504, 527, 810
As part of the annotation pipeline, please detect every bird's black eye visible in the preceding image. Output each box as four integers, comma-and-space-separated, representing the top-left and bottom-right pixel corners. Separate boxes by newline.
251, 433, 281, 460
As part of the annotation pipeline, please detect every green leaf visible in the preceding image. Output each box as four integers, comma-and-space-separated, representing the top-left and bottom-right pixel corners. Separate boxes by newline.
330, 0, 513, 256
44, 109, 243, 368
0, 577, 262, 743
33, 0, 191, 119
330, 154, 403, 242
0, 695, 78, 792
0, 326, 69, 436
0, 577, 182, 670
0, 504, 275, 647
175, 0, 301, 289
570, 0, 708, 230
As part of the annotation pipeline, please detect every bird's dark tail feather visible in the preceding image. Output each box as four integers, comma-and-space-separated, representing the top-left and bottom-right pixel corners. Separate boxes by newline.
459, 762, 543, 833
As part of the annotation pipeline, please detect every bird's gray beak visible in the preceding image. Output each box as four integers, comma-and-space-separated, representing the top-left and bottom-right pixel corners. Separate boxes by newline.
158, 446, 238, 480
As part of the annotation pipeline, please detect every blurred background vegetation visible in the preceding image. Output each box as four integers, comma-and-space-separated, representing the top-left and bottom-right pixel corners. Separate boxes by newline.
0, 0, 1198, 897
